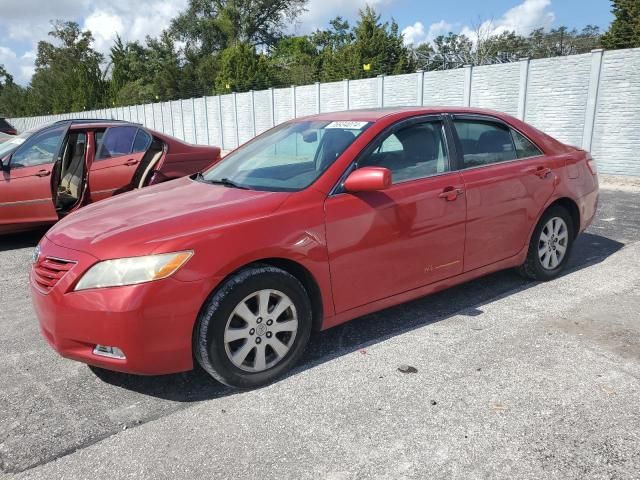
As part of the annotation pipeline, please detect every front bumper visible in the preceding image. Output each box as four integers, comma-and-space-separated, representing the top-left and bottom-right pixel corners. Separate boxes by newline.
30, 236, 206, 375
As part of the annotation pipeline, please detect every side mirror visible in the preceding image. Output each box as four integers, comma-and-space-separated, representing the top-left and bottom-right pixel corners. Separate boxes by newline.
0, 157, 8, 172
344, 167, 392, 193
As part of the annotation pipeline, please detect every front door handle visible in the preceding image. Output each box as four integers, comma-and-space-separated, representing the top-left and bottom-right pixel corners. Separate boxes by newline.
35, 169, 51, 177
529, 166, 552, 178
124, 159, 139, 166
438, 186, 464, 201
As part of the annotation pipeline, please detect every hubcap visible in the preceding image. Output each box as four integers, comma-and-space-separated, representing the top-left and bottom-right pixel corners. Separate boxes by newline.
538, 217, 569, 270
224, 289, 298, 372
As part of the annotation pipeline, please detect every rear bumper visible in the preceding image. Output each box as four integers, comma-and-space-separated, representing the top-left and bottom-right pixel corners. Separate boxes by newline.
30, 237, 205, 375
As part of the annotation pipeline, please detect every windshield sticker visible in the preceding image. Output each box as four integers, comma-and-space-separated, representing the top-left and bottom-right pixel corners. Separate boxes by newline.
325, 121, 369, 130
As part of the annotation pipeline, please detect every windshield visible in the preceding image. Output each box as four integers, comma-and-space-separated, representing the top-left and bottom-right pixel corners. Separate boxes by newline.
0, 124, 54, 158
200, 120, 371, 191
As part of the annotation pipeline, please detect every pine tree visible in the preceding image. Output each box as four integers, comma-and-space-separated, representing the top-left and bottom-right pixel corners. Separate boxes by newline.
602, 0, 640, 49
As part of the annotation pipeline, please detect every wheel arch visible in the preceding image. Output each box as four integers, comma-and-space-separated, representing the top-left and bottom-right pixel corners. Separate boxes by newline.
546, 197, 580, 238
195, 257, 325, 335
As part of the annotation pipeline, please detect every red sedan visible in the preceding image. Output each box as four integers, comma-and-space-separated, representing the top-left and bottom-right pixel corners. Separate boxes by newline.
30, 107, 599, 388
0, 119, 221, 234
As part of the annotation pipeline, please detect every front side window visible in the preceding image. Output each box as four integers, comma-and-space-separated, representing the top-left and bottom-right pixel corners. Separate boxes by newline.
97, 126, 138, 159
201, 120, 370, 191
454, 120, 517, 168
10, 125, 67, 168
359, 121, 449, 183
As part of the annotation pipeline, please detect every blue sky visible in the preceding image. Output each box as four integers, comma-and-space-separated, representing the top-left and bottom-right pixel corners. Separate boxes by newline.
0, 0, 614, 85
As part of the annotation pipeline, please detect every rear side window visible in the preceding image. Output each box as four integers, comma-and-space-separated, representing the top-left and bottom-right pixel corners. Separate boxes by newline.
453, 120, 517, 168
97, 126, 138, 159
132, 129, 152, 153
94, 130, 105, 155
512, 129, 543, 158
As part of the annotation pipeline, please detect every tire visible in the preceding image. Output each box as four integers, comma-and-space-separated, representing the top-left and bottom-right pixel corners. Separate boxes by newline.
518, 205, 575, 281
194, 264, 312, 389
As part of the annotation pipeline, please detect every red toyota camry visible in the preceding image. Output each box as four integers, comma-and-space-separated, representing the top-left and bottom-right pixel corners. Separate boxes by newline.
30, 107, 599, 388
1, 119, 221, 234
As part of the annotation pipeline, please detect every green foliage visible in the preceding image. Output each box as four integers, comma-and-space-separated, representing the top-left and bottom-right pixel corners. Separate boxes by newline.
0, 1, 619, 118
413, 25, 602, 71
30, 21, 106, 114
601, 0, 640, 49
213, 43, 272, 93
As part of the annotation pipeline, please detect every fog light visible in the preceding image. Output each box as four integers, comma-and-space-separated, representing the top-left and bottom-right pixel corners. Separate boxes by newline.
93, 345, 126, 360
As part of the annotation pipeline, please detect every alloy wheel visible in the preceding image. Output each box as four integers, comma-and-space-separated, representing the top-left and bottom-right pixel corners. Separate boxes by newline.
538, 216, 569, 270
223, 289, 298, 372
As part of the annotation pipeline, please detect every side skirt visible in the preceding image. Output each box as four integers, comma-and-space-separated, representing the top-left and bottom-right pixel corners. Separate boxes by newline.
321, 247, 528, 330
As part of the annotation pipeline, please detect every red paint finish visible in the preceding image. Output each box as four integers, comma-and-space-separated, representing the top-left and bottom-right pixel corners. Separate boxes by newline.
0, 163, 58, 234
31, 107, 599, 375
344, 167, 391, 192
1, 121, 220, 234
325, 171, 466, 312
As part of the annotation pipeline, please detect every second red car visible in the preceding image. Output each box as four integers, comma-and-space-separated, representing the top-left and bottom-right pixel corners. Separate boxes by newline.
0, 119, 221, 234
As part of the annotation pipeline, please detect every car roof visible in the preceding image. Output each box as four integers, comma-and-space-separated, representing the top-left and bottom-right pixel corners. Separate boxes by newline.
296, 106, 519, 123
60, 119, 140, 129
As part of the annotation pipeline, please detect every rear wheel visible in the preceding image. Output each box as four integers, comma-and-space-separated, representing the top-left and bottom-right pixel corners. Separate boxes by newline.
519, 205, 575, 281
194, 265, 312, 389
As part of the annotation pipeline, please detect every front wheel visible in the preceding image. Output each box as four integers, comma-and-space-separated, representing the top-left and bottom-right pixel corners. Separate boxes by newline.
194, 265, 312, 389
519, 205, 575, 281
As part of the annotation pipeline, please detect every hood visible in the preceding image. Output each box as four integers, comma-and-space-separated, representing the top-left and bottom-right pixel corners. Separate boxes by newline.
46, 177, 290, 259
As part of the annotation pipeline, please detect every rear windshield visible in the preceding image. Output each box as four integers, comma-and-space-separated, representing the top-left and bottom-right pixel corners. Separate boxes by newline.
0, 118, 14, 130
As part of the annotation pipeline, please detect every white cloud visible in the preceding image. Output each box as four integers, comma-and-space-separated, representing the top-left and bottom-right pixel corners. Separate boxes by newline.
402, 22, 425, 46
82, 1, 187, 51
402, 0, 555, 48
295, 0, 396, 33
402, 20, 453, 46
0, 46, 36, 85
0, 0, 187, 85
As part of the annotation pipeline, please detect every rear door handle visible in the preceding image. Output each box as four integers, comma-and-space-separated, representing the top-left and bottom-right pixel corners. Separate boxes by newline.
124, 159, 139, 166
529, 166, 552, 178
35, 169, 51, 177
438, 186, 464, 201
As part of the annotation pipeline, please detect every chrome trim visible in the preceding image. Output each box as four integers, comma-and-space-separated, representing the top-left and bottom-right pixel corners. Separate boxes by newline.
0, 198, 52, 207
31, 256, 78, 295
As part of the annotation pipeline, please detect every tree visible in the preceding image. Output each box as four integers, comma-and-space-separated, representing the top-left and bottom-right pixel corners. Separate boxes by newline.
29, 21, 106, 114
311, 17, 357, 81
171, 0, 308, 54
214, 43, 272, 93
350, 6, 414, 78
109, 33, 183, 105
602, 0, 640, 49
0, 65, 31, 116
270, 36, 319, 86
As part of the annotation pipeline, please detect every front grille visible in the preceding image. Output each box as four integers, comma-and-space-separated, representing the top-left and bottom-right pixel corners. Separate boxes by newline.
32, 257, 76, 293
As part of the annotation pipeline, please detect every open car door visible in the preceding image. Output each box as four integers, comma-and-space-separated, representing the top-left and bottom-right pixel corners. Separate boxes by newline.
88, 126, 151, 202
0, 124, 68, 232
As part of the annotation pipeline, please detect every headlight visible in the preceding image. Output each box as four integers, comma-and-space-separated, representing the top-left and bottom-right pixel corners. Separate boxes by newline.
74, 251, 193, 291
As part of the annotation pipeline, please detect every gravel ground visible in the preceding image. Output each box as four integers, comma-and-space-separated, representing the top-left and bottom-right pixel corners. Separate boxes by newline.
0, 187, 639, 479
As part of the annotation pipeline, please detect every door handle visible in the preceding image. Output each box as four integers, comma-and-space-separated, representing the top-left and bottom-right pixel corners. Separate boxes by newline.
35, 169, 51, 177
529, 166, 552, 178
438, 186, 464, 201
124, 159, 139, 166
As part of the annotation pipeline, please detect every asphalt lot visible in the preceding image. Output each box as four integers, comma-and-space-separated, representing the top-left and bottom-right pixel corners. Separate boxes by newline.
1, 186, 639, 479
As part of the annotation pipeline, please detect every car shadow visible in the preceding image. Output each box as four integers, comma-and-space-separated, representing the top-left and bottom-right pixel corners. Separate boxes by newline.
91, 231, 624, 401
0, 228, 48, 252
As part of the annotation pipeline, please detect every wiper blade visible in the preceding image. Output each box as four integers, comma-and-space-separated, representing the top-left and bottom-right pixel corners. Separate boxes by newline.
204, 177, 251, 190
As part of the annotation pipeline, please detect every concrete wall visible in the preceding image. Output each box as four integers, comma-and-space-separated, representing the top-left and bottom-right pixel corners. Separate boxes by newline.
9, 48, 640, 175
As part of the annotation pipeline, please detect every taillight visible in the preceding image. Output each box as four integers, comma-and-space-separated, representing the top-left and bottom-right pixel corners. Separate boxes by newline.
587, 157, 597, 176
